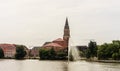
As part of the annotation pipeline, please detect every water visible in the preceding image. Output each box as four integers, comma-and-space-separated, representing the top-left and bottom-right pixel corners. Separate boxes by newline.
69, 61, 120, 71
0, 60, 67, 71
0, 59, 120, 71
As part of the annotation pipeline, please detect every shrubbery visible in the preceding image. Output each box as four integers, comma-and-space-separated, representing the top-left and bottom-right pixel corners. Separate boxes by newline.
39, 48, 67, 60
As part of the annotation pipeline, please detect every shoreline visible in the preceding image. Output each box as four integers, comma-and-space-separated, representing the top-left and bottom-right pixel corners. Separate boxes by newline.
0, 58, 120, 63
0, 58, 68, 61
85, 59, 120, 63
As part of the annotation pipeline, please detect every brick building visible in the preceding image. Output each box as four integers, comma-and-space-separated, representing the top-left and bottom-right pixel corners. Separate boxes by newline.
0, 44, 16, 58
42, 18, 70, 51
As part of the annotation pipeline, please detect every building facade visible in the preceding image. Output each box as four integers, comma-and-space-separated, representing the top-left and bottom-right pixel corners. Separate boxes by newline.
0, 44, 16, 58
30, 46, 40, 58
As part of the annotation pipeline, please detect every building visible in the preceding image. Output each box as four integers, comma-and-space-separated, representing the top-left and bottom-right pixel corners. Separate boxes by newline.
30, 46, 41, 58
42, 18, 70, 51
63, 18, 70, 48
76, 46, 88, 52
0, 44, 16, 58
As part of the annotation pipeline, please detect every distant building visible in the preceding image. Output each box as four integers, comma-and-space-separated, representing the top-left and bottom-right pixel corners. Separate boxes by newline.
43, 42, 63, 51
30, 46, 41, 58
76, 46, 88, 52
42, 18, 70, 51
0, 44, 16, 58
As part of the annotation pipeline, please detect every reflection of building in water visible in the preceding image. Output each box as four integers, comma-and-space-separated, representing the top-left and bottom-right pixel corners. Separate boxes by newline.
42, 18, 70, 51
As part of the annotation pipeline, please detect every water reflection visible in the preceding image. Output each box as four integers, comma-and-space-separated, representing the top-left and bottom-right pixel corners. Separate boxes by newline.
0, 60, 68, 71
62, 62, 68, 71
68, 61, 120, 71
0, 60, 120, 71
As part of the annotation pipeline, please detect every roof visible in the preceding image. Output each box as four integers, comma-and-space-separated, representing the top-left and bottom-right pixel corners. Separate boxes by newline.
32, 47, 41, 50
0, 44, 16, 49
53, 38, 64, 42
43, 42, 51, 46
43, 43, 63, 48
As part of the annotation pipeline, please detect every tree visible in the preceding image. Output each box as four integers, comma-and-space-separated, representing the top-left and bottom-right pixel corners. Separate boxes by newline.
39, 48, 67, 60
49, 48, 56, 59
0, 48, 4, 58
15, 45, 27, 59
39, 48, 57, 60
85, 41, 97, 58
85, 49, 91, 58
98, 40, 120, 60
39, 48, 49, 60
56, 50, 67, 60
97, 43, 108, 60
112, 53, 119, 60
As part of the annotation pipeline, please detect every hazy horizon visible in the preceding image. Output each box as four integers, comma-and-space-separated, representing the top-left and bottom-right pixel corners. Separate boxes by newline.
0, 0, 120, 47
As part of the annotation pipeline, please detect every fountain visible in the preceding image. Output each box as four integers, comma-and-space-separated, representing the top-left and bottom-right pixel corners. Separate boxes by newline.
69, 46, 80, 61
68, 38, 80, 61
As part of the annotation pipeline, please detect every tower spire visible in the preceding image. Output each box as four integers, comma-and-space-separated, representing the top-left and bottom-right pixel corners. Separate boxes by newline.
64, 17, 69, 29
63, 17, 70, 47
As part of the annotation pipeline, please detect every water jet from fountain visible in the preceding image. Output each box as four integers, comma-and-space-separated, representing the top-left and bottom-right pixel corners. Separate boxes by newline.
68, 38, 80, 62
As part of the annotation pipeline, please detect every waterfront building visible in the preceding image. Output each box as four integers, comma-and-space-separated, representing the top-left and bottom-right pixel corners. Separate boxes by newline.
76, 46, 88, 52
0, 44, 16, 58
42, 18, 70, 51
30, 46, 41, 58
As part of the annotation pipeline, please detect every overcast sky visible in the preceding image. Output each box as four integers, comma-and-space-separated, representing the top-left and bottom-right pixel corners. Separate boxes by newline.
0, 0, 120, 47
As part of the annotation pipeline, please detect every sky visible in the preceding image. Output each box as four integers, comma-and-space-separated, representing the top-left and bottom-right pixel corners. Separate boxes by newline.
0, 0, 120, 47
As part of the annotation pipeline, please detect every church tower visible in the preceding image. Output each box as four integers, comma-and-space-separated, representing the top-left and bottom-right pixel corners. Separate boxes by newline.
63, 18, 70, 48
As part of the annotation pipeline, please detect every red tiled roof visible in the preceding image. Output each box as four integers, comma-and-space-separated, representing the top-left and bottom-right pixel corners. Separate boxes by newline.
0, 44, 16, 49
43, 42, 51, 46
43, 43, 63, 48
53, 38, 64, 42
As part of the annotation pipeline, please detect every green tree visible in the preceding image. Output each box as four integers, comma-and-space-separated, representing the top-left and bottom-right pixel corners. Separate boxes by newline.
15, 45, 27, 59
0, 48, 4, 58
39, 48, 49, 60
39, 48, 56, 60
97, 43, 108, 60
85, 41, 97, 58
85, 49, 91, 58
112, 53, 119, 60
39, 48, 68, 60
56, 51, 67, 60
49, 48, 56, 59
98, 40, 120, 60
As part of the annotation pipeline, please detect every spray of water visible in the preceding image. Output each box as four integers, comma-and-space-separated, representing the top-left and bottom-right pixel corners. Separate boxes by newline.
70, 46, 80, 61
68, 38, 80, 62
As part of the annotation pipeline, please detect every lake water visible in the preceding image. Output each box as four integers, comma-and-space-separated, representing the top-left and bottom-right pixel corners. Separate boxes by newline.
0, 60, 120, 71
